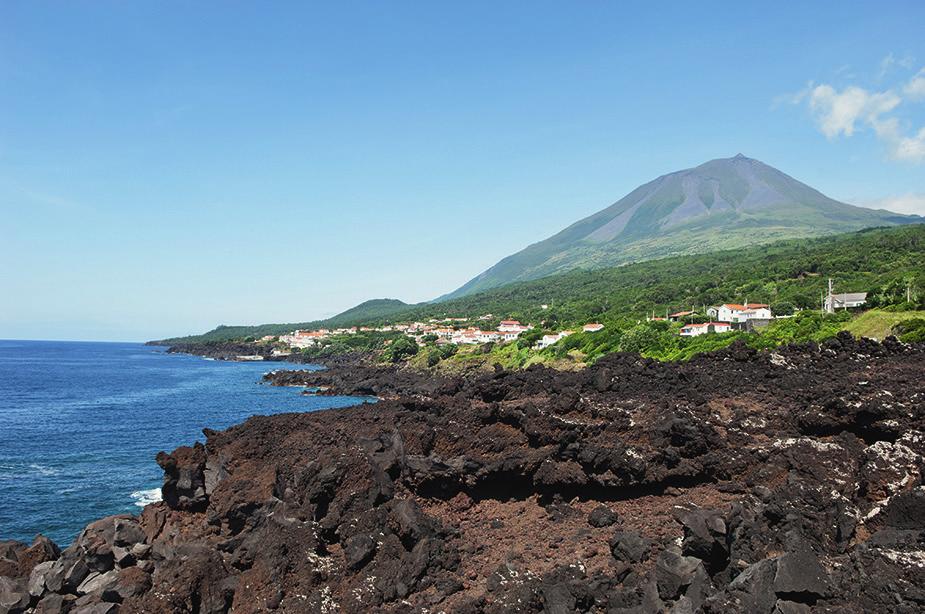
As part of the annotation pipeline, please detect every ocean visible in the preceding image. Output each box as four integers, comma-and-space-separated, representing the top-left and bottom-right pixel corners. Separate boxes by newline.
0, 340, 371, 546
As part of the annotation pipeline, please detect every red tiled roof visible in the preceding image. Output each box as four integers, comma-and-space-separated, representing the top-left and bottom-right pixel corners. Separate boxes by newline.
721, 303, 768, 311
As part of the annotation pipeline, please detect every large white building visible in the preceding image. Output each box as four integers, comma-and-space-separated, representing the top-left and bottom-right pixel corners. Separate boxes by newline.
707, 303, 772, 323
499, 320, 529, 333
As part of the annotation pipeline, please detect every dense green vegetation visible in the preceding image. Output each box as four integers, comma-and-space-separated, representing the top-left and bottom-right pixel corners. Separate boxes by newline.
893, 318, 925, 343
436, 311, 854, 370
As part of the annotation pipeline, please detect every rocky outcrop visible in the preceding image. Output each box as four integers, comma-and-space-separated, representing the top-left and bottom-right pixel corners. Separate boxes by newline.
263, 363, 454, 399
3, 334, 925, 612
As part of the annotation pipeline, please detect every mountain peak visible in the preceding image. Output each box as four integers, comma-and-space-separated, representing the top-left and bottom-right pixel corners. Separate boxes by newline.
442, 157, 922, 300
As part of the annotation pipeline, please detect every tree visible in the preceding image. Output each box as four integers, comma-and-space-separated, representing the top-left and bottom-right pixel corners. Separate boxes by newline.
771, 301, 795, 316
619, 324, 660, 354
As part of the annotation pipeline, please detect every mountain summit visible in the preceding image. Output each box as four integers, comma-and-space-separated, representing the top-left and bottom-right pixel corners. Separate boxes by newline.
444, 155, 920, 298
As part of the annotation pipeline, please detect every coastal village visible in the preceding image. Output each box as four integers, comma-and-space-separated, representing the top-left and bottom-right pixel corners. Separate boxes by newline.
272, 285, 869, 352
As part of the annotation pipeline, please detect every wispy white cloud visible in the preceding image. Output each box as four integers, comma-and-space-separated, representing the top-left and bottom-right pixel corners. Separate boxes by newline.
861, 193, 925, 216
904, 69, 925, 101
787, 61, 925, 163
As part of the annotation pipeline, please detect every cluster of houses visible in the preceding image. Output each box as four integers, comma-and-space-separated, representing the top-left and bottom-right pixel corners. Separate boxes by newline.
432, 320, 532, 345
277, 317, 538, 349
276, 318, 610, 351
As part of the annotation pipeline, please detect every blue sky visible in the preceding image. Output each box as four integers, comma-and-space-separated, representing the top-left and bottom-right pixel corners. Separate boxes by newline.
2, 2, 924, 341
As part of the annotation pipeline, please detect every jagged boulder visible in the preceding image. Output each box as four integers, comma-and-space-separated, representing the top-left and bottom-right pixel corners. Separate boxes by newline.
155, 444, 208, 512
673, 506, 728, 572
655, 549, 710, 602
772, 551, 830, 601
343, 534, 377, 570
0, 576, 30, 613
610, 530, 651, 563
587, 505, 619, 528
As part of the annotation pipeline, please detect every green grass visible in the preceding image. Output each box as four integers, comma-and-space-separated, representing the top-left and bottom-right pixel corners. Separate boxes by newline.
842, 309, 925, 340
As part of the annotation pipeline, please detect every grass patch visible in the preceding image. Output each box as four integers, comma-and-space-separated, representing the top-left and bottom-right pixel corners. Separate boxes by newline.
842, 309, 925, 340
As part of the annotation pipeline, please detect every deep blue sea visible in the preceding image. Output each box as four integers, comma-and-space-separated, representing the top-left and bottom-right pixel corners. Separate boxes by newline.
0, 340, 371, 546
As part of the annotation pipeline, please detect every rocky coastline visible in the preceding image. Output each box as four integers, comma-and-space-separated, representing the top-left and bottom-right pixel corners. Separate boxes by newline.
156, 341, 372, 367
3, 333, 925, 612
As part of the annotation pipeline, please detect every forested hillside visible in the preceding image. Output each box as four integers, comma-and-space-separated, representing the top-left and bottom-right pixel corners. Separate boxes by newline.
376, 224, 925, 328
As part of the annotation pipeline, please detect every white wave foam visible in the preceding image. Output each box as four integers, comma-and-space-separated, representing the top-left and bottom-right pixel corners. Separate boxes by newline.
131, 488, 162, 507
0, 463, 61, 480
29, 463, 60, 476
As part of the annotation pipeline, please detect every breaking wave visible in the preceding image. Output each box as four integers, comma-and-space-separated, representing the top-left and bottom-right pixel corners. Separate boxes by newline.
131, 488, 162, 507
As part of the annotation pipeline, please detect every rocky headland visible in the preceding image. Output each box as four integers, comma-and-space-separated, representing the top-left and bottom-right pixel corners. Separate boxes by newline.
3, 333, 925, 612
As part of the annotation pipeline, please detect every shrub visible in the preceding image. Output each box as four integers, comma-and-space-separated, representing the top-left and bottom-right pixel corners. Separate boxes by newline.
384, 336, 419, 363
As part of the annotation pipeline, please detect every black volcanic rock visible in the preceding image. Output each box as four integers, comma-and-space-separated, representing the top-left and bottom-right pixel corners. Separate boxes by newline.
2, 338, 925, 611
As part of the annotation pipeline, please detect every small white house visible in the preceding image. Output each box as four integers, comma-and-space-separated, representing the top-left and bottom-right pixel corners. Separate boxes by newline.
582, 323, 605, 333
477, 330, 501, 343
825, 292, 867, 311
680, 322, 733, 337
536, 331, 572, 348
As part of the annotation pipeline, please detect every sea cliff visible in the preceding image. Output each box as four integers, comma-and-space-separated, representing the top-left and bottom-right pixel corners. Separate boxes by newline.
3, 334, 925, 612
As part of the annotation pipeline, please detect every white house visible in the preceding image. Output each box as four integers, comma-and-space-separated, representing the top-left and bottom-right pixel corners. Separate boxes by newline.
825, 292, 867, 311
452, 331, 481, 345
582, 323, 605, 333
679, 322, 733, 337
477, 330, 501, 343
536, 331, 572, 349
707, 303, 772, 323
498, 320, 525, 332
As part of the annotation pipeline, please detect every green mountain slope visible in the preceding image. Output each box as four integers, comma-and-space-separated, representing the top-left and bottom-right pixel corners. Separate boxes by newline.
444, 154, 921, 299
154, 298, 409, 344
